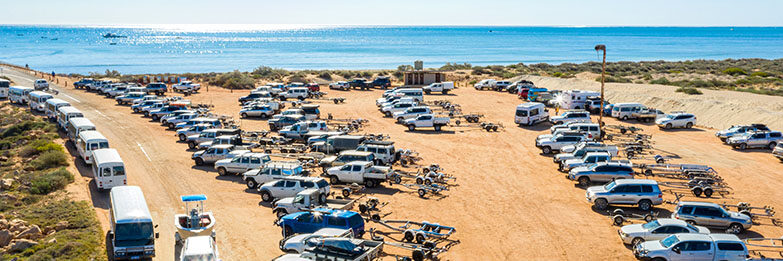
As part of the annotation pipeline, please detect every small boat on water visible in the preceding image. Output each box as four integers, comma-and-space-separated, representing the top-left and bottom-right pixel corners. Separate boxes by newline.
102, 33, 127, 38
109, 42, 117, 45
174, 194, 216, 245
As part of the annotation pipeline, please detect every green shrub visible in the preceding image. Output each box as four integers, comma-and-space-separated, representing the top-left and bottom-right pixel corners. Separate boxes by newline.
252, 66, 289, 79
597, 76, 631, 83
642, 74, 653, 81
212, 70, 255, 89
722, 67, 748, 76
318, 72, 332, 80
676, 87, 703, 95
30, 150, 69, 170
29, 168, 74, 194
650, 78, 672, 85
1, 120, 48, 138
750, 71, 772, 77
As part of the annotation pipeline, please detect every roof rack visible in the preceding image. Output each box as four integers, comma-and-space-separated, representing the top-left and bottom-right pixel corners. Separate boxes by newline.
362, 140, 395, 146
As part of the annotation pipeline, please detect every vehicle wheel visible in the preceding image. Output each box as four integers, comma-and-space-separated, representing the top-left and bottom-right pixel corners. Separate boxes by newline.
665, 123, 672, 129
685, 220, 695, 226
631, 237, 645, 247
424, 179, 432, 186
408, 125, 415, 131
385, 111, 391, 117
638, 199, 652, 211
188, 142, 196, 149
578, 176, 591, 187
651, 258, 666, 261
686, 122, 693, 129
282, 226, 293, 237
434, 125, 442, 131
261, 191, 273, 202
342, 189, 351, 198
179, 134, 187, 141
728, 223, 744, 234
246, 179, 257, 189
397, 117, 404, 123
217, 167, 227, 176
366, 179, 376, 188
417, 189, 426, 197
555, 121, 563, 125
594, 198, 608, 210
152, 115, 159, 121
194, 158, 204, 166
738, 143, 747, 150
415, 177, 423, 184
241, 113, 248, 118
415, 234, 426, 244
424, 90, 431, 95
442, 90, 448, 94
168, 123, 175, 129
769, 142, 777, 150
622, 116, 628, 121
329, 175, 340, 184
541, 146, 552, 154
403, 231, 414, 242
319, 193, 326, 204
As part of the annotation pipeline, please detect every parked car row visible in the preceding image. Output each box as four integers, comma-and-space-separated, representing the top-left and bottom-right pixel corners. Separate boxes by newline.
376, 90, 450, 131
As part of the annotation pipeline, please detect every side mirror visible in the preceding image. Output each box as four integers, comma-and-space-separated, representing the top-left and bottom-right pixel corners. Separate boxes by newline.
155, 232, 160, 239
672, 247, 681, 254
154, 224, 159, 228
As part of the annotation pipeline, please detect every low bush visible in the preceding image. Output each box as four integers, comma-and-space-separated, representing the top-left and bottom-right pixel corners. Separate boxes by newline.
1, 120, 48, 138
29, 168, 74, 194
750, 71, 772, 77
212, 70, 255, 89
650, 78, 672, 85
676, 87, 703, 95
252, 66, 289, 79
318, 71, 332, 80
30, 150, 69, 170
597, 76, 631, 83
722, 67, 748, 76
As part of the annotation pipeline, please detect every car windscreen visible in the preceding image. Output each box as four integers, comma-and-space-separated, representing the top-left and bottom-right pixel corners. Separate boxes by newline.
114, 222, 154, 246
347, 214, 363, 228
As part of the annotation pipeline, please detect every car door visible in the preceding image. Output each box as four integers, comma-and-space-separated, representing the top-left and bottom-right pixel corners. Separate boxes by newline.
621, 185, 642, 204
749, 133, 765, 147
234, 156, 250, 173
280, 180, 299, 198
249, 157, 262, 171
346, 164, 364, 183
692, 207, 717, 226
688, 241, 714, 261
418, 115, 433, 127
706, 207, 730, 228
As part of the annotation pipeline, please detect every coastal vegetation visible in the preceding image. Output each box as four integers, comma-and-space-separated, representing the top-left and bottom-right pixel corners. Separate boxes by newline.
0, 103, 104, 260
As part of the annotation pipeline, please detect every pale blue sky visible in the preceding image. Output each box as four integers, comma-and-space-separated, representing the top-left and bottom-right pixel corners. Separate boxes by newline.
2, 0, 782, 26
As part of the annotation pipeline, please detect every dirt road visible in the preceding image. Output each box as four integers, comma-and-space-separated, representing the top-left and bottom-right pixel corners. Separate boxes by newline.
3, 66, 781, 260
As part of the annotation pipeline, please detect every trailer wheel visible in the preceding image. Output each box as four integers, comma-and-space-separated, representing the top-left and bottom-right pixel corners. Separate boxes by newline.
404, 231, 414, 242
594, 198, 608, 210
415, 177, 424, 184
644, 169, 653, 176
424, 178, 432, 186
412, 250, 424, 261
612, 215, 624, 226
417, 189, 426, 197
393, 175, 402, 184
341, 188, 351, 198
415, 234, 426, 244
492, 125, 499, 131
359, 204, 368, 213
644, 214, 655, 222
691, 187, 703, 197
434, 125, 442, 131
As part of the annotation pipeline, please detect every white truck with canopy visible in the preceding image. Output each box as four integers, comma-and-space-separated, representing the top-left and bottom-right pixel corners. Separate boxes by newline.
325, 161, 393, 188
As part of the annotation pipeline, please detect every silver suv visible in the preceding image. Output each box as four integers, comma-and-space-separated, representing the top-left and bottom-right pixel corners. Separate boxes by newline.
726, 131, 782, 150
586, 179, 663, 211
671, 201, 753, 234
568, 162, 634, 187
774, 143, 783, 162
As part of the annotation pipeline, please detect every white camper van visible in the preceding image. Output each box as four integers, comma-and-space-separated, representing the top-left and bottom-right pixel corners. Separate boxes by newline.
611, 103, 646, 120
76, 130, 110, 164
558, 90, 600, 110
9, 86, 34, 104
67, 117, 96, 141
515, 102, 549, 126
28, 91, 54, 112
93, 149, 126, 191
109, 186, 158, 260
45, 98, 70, 121
0, 79, 10, 98
57, 106, 84, 129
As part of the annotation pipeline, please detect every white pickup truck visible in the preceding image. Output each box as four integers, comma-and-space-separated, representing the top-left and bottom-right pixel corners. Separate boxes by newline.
634, 234, 748, 261
279, 121, 329, 139
403, 114, 450, 131
423, 81, 454, 94
272, 189, 355, 219
325, 161, 392, 188
172, 81, 201, 93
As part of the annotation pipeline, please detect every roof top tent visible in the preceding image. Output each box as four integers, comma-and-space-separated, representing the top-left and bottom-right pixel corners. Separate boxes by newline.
403, 71, 445, 86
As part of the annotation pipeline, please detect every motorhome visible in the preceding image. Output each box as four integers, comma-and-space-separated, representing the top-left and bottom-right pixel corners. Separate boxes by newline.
0, 79, 10, 98
28, 91, 54, 112
611, 103, 646, 120
45, 98, 70, 121
57, 106, 84, 129
76, 130, 110, 164
558, 90, 600, 110
9, 86, 34, 104
67, 117, 96, 141
515, 102, 549, 126
109, 186, 158, 260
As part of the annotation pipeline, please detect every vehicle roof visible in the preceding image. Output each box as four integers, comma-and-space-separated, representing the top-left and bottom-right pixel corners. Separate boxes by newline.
69, 117, 95, 126
183, 236, 214, 256
110, 186, 152, 222
79, 130, 108, 141
516, 102, 545, 108
584, 151, 611, 157
59, 106, 82, 113
46, 98, 69, 105
613, 102, 644, 106
339, 150, 373, 156
346, 161, 372, 166
93, 148, 123, 164
209, 144, 234, 149
237, 152, 268, 158
654, 218, 689, 226
708, 234, 742, 242
678, 201, 720, 207
675, 233, 713, 241
10, 86, 34, 90
614, 179, 657, 185
301, 104, 320, 109
29, 91, 53, 97
310, 207, 358, 218
0, 79, 9, 83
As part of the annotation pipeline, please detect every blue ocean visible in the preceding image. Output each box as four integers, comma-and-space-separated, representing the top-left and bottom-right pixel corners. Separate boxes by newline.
1, 25, 782, 74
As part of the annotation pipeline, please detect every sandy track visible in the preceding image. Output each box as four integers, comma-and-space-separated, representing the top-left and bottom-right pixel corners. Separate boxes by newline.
3, 66, 782, 260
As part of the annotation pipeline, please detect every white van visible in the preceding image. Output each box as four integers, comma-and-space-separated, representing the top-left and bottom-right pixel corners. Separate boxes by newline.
93, 149, 126, 191
28, 91, 54, 112
392, 88, 424, 102
57, 106, 84, 129
77, 131, 110, 164
611, 103, 646, 120
9, 86, 34, 104
67, 117, 96, 141
558, 90, 600, 110
45, 98, 70, 121
515, 102, 549, 126
108, 186, 158, 260
0, 79, 10, 98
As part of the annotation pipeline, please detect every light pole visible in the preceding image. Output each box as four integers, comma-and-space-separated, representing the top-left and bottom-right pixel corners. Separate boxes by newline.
594, 44, 606, 134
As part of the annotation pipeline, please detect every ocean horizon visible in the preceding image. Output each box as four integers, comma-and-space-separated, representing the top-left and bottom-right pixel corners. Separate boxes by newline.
2, 25, 782, 74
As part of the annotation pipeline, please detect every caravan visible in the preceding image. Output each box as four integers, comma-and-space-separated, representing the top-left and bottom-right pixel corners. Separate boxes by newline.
76, 131, 110, 164
611, 103, 646, 120
93, 149, 126, 191
45, 98, 70, 121
558, 90, 600, 110
28, 91, 54, 112
0, 79, 9, 98
57, 106, 84, 129
67, 117, 96, 141
108, 186, 158, 260
9, 86, 34, 104
515, 102, 549, 126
